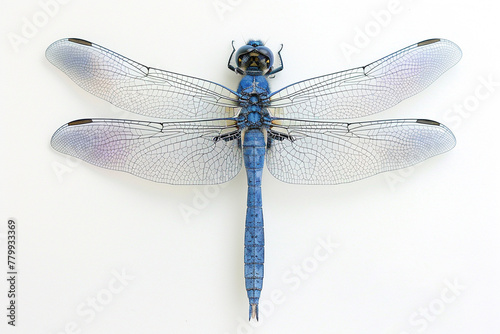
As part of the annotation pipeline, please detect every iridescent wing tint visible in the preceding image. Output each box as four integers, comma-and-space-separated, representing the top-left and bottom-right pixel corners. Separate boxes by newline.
51, 118, 242, 184
268, 39, 462, 120
46, 38, 241, 119
267, 118, 455, 184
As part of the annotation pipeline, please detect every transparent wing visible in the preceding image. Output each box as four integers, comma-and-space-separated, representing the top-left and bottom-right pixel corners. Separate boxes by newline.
268, 39, 462, 120
266, 118, 455, 184
46, 38, 241, 119
51, 118, 242, 184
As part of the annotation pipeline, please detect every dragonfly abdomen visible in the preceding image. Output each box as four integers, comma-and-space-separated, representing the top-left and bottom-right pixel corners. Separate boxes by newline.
243, 129, 265, 320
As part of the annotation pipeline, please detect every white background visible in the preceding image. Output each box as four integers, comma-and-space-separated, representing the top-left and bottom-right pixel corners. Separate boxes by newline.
1, 0, 499, 333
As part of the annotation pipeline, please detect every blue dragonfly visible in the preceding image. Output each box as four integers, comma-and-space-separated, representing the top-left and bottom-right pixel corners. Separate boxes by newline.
47, 37, 461, 320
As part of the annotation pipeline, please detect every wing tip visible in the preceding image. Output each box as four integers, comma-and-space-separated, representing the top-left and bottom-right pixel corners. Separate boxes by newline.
417, 38, 463, 61
416, 119, 457, 149
51, 119, 94, 152
46, 38, 92, 61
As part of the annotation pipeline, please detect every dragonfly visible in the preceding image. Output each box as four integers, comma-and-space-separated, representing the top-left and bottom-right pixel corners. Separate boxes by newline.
47, 37, 461, 320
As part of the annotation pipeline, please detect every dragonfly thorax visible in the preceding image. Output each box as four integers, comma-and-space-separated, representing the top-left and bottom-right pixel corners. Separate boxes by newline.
237, 110, 271, 129
237, 75, 271, 107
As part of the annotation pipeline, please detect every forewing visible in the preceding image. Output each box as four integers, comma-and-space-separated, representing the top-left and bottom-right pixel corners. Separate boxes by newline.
46, 38, 240, 119
51, 118, 242, 184
266, 118, 455, 184
268, 39, 462, 119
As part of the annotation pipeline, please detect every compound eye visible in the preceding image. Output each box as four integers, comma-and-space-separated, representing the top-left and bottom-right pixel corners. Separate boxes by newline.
255, 46, 274, 68
236, 45, 253, 57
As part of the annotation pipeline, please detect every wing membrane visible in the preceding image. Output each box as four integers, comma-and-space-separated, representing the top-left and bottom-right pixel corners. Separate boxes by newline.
46, 38, 241, 119
266, 118, 455, 184
51, 118, 242, 184
268, 39, 462, 119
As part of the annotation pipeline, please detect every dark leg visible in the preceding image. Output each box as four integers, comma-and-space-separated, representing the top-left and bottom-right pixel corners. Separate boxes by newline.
266, 44, 284, 76
227, 41, 244, 74
227, 40, 237, 72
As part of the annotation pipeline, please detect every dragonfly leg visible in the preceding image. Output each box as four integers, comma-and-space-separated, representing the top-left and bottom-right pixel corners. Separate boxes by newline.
227, 41, 245, 74
267, 44, 284, 76
227, 40, 237, 72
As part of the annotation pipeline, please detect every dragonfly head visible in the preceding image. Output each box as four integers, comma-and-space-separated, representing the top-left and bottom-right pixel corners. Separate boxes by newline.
235, 40, 274, 75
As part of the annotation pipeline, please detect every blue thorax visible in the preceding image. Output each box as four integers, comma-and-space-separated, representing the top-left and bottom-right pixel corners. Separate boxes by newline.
236, 71, 272, 130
